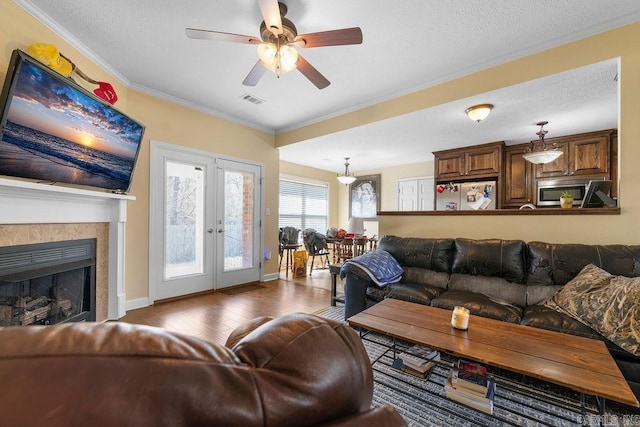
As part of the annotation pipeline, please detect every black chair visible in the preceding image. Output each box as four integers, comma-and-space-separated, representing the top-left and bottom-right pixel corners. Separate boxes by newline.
303, 229, 330, 276
279, 227, 301, 276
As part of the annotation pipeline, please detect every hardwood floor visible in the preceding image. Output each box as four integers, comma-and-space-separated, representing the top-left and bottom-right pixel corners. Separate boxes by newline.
119, 265, 342, 345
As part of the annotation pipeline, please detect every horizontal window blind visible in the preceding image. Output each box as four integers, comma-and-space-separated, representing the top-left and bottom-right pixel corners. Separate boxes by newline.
279, 178, 328, 234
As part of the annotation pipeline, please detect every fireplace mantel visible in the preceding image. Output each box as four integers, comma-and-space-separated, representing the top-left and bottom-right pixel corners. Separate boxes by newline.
0, 177, 135, 319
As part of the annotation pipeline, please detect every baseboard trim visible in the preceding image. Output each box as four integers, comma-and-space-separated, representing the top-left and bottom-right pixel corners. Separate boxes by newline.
262, 272, 279, 282
126, 297, 149, 313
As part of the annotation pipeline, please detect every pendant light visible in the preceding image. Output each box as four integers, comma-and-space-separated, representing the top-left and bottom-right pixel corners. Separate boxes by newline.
337, 157, 356, 185
523, 121, 563, 164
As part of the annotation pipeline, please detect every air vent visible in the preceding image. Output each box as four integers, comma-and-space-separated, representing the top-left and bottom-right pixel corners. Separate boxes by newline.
240, 93, 265, 105
0, 241, 95, 275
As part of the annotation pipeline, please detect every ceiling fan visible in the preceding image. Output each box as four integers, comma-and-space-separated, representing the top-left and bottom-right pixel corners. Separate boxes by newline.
185, 0, 362, 89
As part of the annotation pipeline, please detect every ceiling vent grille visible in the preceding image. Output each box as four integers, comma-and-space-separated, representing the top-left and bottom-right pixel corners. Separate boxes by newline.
240, 93, 265, 105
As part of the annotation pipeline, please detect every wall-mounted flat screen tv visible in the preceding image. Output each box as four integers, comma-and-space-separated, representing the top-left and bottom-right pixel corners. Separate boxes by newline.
0, 49, 145, 192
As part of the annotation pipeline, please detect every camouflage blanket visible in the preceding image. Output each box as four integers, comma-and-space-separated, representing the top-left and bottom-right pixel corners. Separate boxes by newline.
544, 263, 640, 356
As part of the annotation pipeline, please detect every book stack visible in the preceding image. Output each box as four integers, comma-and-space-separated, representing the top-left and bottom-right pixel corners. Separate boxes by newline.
444, 359, 496, 414
392, 344, 440, 378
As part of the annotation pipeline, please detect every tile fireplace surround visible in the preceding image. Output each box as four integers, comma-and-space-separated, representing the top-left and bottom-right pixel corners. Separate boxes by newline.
0, 178, 134, 321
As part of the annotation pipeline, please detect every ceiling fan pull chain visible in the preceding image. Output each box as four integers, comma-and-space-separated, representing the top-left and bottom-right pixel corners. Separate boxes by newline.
276, 37, 282, 78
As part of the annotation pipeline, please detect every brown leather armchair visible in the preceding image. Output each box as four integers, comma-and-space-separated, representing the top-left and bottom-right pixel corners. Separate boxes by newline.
0, 313, 406, 427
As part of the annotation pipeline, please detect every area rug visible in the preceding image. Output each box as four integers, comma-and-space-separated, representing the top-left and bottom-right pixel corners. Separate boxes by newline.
316, 305, 637, 427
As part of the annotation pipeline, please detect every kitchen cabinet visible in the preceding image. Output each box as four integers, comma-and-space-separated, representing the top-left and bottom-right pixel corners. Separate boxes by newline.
610, 133, 618, 199
431, 130, 615, 210
535, 130, 612, 179
434, 141, 504, 181
502, 143, 534, 207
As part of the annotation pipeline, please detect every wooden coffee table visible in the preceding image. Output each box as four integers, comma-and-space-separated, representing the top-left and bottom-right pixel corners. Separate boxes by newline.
347, 298, 639, 412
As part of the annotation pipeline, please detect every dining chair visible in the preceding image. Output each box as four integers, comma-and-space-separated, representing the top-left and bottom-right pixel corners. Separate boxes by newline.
302, 229, 330, 275
278, 227, 301, 276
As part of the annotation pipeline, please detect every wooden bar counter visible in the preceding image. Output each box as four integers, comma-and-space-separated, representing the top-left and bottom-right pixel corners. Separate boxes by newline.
378, 207, 620, 216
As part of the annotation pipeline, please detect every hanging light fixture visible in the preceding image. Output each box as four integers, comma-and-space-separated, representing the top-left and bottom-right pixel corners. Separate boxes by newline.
337, 157, 356, 185
522, 121, 563, 164
465, 104, 493, 123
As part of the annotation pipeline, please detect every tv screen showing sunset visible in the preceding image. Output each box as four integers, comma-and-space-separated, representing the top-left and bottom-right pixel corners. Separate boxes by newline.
0, 55, 144, 191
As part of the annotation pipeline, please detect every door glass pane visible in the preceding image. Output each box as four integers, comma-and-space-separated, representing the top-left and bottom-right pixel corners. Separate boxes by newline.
165, 161, 205, 279
224, 169, 253, 271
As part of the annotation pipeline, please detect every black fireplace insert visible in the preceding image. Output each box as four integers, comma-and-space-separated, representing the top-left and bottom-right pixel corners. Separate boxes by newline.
0, 239, 96, 326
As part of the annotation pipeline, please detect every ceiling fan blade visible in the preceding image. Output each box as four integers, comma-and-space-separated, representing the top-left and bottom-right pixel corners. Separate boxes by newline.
242, 61, 268, 86
258, 0, 283, 36
294, 27, 363, 48
296, 55, 330, 90
185, 28, 261, 44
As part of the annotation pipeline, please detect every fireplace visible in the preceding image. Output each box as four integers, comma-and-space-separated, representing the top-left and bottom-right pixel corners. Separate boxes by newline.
0, 239, 96, 326
0, 178, 134, 320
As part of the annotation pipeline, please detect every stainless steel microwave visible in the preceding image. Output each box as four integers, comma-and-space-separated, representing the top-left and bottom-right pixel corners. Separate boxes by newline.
536, 177, 605, 207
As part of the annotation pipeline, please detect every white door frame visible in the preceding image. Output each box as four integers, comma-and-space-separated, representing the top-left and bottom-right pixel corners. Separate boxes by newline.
149, 140, 264, 304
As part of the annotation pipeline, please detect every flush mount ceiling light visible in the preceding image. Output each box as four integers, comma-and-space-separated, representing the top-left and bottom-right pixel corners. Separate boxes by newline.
465, 104, 493, 123
337, 157, 357, 185
523, 121, 563, 164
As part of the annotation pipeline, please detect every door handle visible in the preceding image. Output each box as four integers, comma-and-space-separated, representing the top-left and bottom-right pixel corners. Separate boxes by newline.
217, 229, 224, 233
207, 228, 214, 234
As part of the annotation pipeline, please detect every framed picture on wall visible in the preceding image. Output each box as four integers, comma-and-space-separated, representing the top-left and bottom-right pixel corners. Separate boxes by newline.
349, 174, 381, 219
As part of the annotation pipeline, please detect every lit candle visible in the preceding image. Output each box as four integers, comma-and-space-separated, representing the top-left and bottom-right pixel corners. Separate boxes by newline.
451, 306, 470, 330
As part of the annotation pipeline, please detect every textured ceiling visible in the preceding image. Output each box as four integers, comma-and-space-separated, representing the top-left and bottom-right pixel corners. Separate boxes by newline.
16, 0, 640, 173
282, 59, 619, 172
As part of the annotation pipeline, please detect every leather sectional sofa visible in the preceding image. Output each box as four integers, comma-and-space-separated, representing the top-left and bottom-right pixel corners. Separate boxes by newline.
341, 235, 640, 408
0, 313, 406, 426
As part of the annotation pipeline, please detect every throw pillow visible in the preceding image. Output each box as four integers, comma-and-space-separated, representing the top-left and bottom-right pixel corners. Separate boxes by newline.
543, 263, 640, 356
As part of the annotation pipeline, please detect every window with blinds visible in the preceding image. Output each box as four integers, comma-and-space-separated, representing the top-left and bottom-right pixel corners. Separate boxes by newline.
279, 178, 328, 233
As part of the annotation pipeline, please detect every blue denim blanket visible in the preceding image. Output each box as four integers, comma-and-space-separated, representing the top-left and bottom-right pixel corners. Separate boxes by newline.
340, 250, 404, 288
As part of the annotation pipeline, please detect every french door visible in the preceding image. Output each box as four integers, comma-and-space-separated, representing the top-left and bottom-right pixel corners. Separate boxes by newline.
149, 142, 262, 302
215, 158, 261, 288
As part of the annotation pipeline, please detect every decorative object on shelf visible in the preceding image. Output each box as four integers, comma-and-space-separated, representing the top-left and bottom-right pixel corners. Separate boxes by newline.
465, 104, 493, 123
185, 1, 362, 89
349, 174, 380, 219
560, 190, 574, 209
451, 306, 470, 330
27, 43, 118, 104
523, 121, 563, 164
337, 157, 357, 185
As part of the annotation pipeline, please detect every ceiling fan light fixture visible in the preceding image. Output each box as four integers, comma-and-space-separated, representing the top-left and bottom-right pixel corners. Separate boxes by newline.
278, 45, 299, 72
186, 1, 362, 89
257, 42, 278, 70
257, 42, 298, 74
465, 104, 493, 123
337, 157, 356, 185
